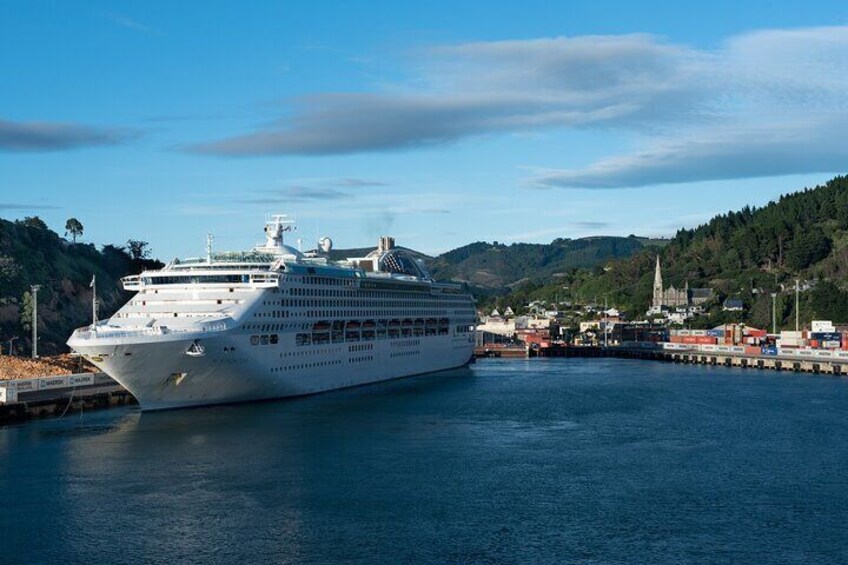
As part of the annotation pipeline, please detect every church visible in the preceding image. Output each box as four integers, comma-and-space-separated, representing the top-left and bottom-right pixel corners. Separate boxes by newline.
651, 256, 713, 310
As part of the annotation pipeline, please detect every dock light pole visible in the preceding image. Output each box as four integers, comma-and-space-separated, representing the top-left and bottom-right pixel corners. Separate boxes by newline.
771, 293, 777, 335
31, 285, 41, 359
90, 275, 98, 327
795, 279, 800, 332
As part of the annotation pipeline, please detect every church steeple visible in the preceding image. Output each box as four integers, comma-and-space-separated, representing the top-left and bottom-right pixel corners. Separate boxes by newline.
652, 255, 663, 309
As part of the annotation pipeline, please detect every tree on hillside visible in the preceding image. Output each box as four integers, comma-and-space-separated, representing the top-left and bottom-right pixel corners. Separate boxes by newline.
786, 228, 832, 272
19, 216, 47, 230
126, 240, 151, 261
20, 290, 33, 332
64, 218, 84, 243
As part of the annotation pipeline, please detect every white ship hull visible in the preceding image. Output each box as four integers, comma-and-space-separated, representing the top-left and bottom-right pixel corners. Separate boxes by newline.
70, 330, 474, 411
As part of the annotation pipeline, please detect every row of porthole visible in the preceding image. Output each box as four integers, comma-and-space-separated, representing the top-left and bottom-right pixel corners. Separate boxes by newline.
281, 348, 341, 358
349, 356, 374, 363
390, 340, 421, 347
390, 350, 421, 358
271, 359, 344, 373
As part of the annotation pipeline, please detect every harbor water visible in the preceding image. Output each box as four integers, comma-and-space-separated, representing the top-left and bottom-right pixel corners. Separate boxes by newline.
2, 358, 848, 563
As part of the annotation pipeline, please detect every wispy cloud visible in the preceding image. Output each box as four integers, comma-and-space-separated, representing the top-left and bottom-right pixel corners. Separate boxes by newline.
503, 220, 612, 241
334, 178, 387, 187
0, 203, 60, 211
104, 11, 161, 35
237, 186, 353, 204
186, 26, 848, 188
0, 118, 136, 152
574, 221, 611, 229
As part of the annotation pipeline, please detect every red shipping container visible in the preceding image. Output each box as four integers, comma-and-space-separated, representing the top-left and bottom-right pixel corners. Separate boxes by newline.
809, 339, 820, 348
744, 346, 761, 355
680, 336, 717, 345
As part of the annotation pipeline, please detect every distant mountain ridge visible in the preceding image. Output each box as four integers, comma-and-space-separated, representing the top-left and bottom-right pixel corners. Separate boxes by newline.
334, 235, 664, 290
432, 236, 670, 289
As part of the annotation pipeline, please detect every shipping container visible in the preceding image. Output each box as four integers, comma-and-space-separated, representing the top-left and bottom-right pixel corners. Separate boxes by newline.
812, 320, 835, 332
706, 329, 724, 337
673, 335, 717, 345
811, 332, 842, 341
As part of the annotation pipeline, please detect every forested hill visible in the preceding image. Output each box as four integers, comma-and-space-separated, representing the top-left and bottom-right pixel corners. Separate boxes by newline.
0, 217, 162, 356
331, 236, 662, 290
486, 175, 848, 328
427, 236, 661, 289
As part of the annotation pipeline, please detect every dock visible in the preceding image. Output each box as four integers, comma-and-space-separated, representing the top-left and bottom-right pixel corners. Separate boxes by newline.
475, 345, 529, 358
0, 373, 136, 424
542, 344, 848, 376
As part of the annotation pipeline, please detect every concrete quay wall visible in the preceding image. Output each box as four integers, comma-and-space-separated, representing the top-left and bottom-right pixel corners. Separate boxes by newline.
0, 372, 135, 424
586, 346, 848, 376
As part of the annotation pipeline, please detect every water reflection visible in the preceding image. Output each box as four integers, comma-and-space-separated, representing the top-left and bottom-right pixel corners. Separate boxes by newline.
50, 368, 474, 562
6, 361, 848, 563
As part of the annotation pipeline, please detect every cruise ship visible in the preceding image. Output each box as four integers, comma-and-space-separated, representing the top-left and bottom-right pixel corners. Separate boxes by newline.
67, 215, 476, 411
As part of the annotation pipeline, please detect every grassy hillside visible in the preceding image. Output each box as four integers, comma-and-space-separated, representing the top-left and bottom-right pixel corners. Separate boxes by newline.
0, 217, 162, 355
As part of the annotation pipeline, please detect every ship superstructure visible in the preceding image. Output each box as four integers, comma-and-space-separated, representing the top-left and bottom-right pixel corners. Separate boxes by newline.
67, 215, 476, 410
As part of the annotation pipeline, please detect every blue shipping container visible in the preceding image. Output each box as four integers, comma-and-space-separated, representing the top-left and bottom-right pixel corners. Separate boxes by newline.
811, 332, 842, 341
761, 345, 778, 355
706, 329, 725, 337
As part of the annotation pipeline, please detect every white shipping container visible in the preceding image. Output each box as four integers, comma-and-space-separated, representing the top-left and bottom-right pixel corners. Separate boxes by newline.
691, 330, 707, 336
0, 386, 17, 403
68, 374, 95, 386
781, 331, 803, 339
14, 379, 38, 393
39, 376, 69, 391
812, 320, 835, 332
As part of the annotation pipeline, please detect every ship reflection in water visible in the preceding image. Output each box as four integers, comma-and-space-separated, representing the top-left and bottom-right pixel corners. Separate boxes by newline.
3, 360, 848, 563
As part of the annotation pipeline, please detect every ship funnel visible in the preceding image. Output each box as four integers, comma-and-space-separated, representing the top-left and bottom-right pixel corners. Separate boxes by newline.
378, 236, 395, 253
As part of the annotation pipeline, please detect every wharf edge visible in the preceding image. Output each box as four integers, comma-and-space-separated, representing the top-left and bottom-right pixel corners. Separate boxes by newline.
0, 372, 135, 424
477, 343, 848, 376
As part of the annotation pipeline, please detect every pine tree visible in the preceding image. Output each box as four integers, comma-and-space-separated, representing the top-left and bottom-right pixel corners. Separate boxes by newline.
20, 290, 33, 332
65, 218, 84, 243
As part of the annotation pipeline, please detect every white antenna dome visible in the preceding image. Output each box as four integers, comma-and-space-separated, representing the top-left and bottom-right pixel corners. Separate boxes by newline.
319, 236, 333, 253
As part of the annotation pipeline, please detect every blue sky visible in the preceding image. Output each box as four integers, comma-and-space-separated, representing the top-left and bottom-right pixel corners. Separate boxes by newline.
2, 0, 847, 259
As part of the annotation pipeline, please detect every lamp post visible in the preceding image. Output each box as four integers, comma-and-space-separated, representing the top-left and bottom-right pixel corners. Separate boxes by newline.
795, 279, 800, 332
31, 285, 41, 359
771, 292, 777, 335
